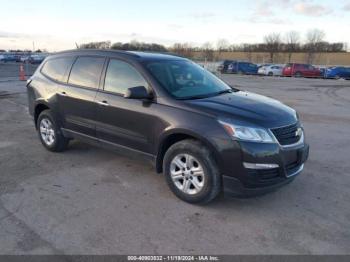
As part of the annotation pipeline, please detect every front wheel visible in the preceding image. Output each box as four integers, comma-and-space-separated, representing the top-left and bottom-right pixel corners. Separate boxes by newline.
37, 110, 69, 152
294, 72, 302, 78
163, 139, 221, 204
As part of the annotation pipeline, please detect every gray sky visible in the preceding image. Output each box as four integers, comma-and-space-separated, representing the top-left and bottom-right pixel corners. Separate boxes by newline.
0, 0, 349, 51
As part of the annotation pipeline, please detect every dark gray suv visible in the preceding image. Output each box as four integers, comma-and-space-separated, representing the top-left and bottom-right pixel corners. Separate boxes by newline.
27, 49, 309, 204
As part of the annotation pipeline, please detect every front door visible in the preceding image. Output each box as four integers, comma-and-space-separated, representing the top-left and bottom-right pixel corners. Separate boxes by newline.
95, 59, 158, 154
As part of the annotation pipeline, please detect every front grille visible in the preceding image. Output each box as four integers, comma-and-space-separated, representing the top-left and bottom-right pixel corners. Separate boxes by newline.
271, 122, 301, 146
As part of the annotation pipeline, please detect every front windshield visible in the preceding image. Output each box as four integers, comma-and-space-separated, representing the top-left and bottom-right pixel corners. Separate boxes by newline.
145, 60, 231, 99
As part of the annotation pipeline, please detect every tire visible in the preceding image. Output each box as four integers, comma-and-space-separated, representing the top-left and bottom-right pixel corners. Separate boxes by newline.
334, 75, 340, 80
237, 70, 243, 75
294, 72, 302, 78
268, 72, 273, 76
163, 139, 221, 204
37, 110, 69, 152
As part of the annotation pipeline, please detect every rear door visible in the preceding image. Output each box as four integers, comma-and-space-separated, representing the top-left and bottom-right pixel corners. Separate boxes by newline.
59, 56, 106, 137
306, 65, 317, 77
95, 58, 158, 154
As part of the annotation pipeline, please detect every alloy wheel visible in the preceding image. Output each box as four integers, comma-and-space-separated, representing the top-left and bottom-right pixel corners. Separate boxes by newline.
170, 154, 205, 195
39, 118, 55, 146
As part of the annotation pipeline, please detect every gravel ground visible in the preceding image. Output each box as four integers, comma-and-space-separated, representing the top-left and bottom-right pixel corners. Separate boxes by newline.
0, 67, 349, 255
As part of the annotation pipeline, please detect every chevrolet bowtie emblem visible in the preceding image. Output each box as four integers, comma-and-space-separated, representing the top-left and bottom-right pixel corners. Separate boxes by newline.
295, 128, 302, 137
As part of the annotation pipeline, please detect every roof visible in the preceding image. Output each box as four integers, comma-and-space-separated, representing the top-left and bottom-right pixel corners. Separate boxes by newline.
51, 49, 185, 61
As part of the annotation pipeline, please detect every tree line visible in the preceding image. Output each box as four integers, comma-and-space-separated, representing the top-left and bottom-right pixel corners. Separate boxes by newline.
77, 29, 347, 64
78, 40, 167, 52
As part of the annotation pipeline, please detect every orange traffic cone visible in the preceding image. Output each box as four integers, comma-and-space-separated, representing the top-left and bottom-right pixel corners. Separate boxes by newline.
19, 64, 26, 81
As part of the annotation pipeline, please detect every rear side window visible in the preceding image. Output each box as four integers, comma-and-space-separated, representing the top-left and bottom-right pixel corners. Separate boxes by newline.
68, 56, 105, 89
41, 57, 75, 83
104, 59, 148, 95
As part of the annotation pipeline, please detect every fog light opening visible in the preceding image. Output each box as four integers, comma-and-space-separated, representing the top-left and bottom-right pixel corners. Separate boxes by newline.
243, 162, 279, 170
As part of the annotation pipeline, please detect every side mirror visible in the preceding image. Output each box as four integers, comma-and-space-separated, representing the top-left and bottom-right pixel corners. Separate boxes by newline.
124, 86, 152, 100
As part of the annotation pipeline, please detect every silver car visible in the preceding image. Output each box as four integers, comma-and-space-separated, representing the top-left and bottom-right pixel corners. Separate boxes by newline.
258, 65, 284, 76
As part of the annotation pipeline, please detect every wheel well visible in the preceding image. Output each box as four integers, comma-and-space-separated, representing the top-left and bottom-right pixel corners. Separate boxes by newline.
34, 104, 49, 126
156, 133, 198, 173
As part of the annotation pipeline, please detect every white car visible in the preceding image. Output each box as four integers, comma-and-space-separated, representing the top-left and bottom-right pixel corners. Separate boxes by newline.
258, 65, 284, 76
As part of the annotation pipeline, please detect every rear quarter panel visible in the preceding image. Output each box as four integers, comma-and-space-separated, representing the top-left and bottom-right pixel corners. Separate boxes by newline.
27, 70, 60, 122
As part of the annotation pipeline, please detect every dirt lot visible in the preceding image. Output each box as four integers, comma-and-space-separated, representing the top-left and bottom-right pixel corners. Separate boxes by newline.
0, 65, 350, 254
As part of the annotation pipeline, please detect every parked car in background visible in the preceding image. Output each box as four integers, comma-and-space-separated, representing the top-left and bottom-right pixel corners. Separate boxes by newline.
20, 55, 31, 63
324, 67, 350, 80
1, 54, 17, 62
282, 63, 322, 78
227, 61, 258, 75
258, 65, 284, 76
15, 55, 22, 62
28, 54, 46, 64
217, 60, 235, 74
257, 63, 271, 69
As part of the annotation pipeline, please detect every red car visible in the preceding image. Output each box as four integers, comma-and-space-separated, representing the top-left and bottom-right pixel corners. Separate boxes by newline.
282, 63, 322, 78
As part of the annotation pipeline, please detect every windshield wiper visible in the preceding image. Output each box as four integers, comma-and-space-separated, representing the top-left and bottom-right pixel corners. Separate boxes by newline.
180, 89, 233, 100
179, 94, 215, 100
216, 89, 233, 95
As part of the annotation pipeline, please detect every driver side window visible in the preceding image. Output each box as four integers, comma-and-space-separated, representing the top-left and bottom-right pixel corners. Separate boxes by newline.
104, 59, 148, 95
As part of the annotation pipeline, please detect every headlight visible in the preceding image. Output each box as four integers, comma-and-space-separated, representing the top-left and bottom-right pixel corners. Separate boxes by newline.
219, 120, 275, 143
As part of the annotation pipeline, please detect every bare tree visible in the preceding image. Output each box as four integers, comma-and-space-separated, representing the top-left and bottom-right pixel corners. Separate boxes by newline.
264, 33, 282, 63
111, 41, 167, 52
171, 43, 195, 58
285, 31, 300, 63
305, 29, 325, 63
202, 42, 215, 61
216, 39, 230, 59
79, 41, 111, 49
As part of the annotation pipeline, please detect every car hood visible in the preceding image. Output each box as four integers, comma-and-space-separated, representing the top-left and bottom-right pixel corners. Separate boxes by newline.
185, 91, 298, 128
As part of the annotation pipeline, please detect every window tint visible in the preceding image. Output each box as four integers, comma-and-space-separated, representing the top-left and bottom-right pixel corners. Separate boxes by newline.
104, 59, 148, 94
41, 57, 74, 82
68, 56, 105, 88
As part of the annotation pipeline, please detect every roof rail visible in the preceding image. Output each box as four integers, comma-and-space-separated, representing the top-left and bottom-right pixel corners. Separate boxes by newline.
52, 49, 141, 58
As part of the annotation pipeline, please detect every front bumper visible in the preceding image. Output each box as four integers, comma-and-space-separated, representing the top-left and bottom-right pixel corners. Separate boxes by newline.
222, 140, 309, 197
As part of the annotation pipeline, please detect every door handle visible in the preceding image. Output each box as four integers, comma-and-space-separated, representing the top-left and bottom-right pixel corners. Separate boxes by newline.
97, 101, 109, 106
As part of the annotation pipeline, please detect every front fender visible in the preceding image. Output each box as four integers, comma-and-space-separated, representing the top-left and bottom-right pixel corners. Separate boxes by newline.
155, 126, 225, 174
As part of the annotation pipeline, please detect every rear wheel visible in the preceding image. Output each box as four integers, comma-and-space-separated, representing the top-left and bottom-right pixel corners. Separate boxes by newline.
37, 110, 69, 152
334, 75, 340, 80
163, 139, 221, 204
268, 72, 273, 76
